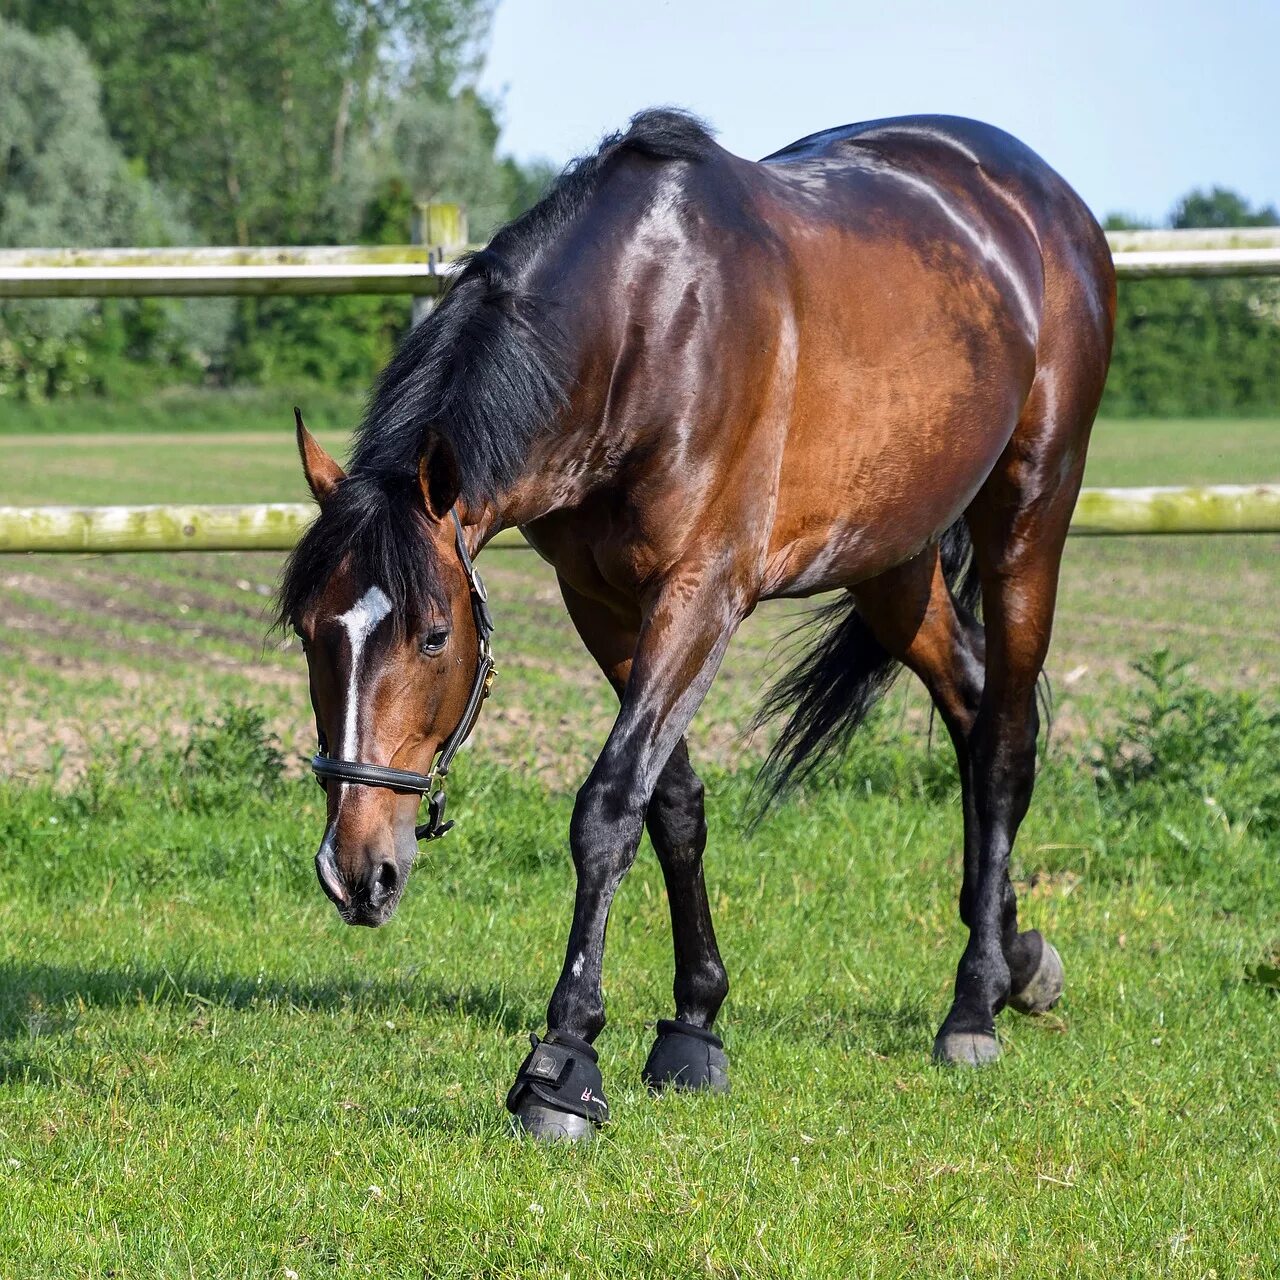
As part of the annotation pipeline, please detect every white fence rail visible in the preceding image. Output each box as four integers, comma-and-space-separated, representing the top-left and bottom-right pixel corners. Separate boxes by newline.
2, 229, 1279, 298
0, 246, 452, 298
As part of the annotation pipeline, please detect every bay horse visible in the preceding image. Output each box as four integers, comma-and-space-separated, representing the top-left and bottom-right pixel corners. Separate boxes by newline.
280, 110, 1114, 1140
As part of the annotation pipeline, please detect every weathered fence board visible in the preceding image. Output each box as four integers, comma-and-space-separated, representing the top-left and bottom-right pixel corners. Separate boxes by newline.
2, 488, 1276, 553
1105, 228, 1280, 252
0, 259, 449, 298
3, 228, 1280, 297
1109, 247, 1280, 279
1069, 485, 1280, 535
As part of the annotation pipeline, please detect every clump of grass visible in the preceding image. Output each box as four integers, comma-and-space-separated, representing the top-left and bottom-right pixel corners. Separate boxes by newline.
178, 702, 286, 813
735, 651, 1278, 899
0, 703, 294, 897
56, 700, 285, 822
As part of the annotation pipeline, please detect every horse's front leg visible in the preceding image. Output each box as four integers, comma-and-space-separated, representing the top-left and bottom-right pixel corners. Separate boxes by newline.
506, 563, 748, 1140
639, 740, 730, 1094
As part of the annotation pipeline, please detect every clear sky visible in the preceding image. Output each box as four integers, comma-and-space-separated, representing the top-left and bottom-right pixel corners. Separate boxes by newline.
477, 0, 1279, 225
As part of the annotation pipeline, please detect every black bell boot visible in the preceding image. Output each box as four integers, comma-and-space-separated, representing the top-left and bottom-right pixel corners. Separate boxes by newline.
642, 1019, 729, 1094
506, 1030, 609, 1142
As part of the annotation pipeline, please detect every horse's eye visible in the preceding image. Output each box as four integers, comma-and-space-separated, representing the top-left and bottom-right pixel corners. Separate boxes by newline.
419, 628, 450, 656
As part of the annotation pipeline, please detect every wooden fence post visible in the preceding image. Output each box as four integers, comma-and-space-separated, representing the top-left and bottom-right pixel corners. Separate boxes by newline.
410, 201, 469, 326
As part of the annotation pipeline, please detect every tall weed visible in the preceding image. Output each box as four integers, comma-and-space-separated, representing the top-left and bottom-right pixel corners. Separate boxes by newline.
1092, 650, 1280, 839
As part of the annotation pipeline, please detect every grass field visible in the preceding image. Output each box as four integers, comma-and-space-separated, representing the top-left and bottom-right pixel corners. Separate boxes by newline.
1, 396, 1278, 1276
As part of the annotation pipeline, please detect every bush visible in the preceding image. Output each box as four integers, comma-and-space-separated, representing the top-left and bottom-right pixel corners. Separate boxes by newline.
49, 702, 287, 825
178, 703, 287, 814
1092, 649, 1280, 840
1102, 277, 1280, 417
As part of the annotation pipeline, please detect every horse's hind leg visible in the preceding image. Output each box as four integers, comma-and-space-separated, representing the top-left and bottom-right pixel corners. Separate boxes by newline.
855, 544, 1064, 1056
930, 377, 1099, 1064
849, 546, 1040, 1040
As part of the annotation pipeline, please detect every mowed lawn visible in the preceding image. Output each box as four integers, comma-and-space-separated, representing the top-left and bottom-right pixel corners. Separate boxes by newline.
1, 401, 1278, 1277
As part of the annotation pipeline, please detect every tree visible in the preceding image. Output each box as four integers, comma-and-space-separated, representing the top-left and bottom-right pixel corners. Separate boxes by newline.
1102, 188, 1280, 416
500, 156, 559, 221
1172, 187, 1279, 231
0, 19, 227, 398
2, 0, 496, 246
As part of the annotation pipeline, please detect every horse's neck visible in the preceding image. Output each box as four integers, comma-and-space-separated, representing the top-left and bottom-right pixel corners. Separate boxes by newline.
467, 189, 664, 541
474, 307, 620, 540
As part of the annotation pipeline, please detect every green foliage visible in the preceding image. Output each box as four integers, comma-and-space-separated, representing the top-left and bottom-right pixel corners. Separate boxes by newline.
0, 0, 548, 398
1102, 189, 1280, 417
179, 702, 287, 812
1102, 275, 1280, 416
1172, 186, 1279, 229
1092, 649, 1280, 843
222, 171, 426, 388
39, 702, 286, 832
5, 0, 502, 247
0, 19, 230, 400
224, 296, 406, 387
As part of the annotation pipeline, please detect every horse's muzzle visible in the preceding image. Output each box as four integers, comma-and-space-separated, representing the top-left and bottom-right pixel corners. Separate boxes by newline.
315, 841, 403, 926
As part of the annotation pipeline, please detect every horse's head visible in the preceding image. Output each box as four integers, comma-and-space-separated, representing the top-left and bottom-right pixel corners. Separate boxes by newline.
282, 413, 493, 927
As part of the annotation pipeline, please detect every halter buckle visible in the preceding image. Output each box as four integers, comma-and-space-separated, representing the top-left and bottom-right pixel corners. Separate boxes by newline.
415, 786, 453, 841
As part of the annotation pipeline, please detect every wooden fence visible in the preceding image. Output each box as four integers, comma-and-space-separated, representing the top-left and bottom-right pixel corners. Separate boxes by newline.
0, 484, 1275, 553
2, 227, 1280, 298
1, 219, 1277, 550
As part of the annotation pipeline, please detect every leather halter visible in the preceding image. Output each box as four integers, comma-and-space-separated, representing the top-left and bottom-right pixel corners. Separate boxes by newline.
310, 509, 496, 841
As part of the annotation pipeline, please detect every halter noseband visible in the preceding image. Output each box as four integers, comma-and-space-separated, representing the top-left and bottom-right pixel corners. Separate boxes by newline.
310, 509, 496, 841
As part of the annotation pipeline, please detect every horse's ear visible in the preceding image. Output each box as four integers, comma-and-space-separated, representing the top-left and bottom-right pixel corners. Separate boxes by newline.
295, 407, 345, 505
418, 430, 461, 521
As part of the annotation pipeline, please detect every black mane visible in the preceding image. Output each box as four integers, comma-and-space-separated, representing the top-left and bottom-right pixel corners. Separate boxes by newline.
349, 106, 716, 498
278, 108, 716, 627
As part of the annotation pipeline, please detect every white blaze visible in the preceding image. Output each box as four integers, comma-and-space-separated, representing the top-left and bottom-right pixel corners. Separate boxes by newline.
336, 585, 392, 761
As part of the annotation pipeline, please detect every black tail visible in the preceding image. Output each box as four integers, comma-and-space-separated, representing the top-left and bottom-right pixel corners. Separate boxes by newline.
753, 519, 981, 805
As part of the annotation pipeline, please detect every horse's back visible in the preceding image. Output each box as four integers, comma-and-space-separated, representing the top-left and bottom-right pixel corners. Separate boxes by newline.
757, 110, 1111, 296
758, 114, 1112, 326
762, 114, 1078, 216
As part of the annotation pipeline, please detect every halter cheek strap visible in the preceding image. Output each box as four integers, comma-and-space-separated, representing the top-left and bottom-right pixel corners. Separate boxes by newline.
310, 508, 497, 841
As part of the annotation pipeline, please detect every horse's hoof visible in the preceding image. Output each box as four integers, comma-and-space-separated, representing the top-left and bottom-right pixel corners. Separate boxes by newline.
933, 1030, 1001, 1067
504, 1030, 608, 1140
511, 1101, 595, 1143
1009, 931, 1064, 1015
642, 1019, 730, 1094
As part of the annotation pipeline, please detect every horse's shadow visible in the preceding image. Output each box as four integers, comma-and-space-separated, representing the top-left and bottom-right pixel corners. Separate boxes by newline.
0, 961, 537, 1045
731, 999, 938, 1060
2, 964, 941, 1104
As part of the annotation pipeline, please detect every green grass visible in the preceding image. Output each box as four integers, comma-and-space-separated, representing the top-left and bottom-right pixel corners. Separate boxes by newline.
0, 701, 1276, 1277
1, 391, 1278, 501
1084, 416, 1280, 486
0, 383, 365, 438
1, 402, 1278, 1274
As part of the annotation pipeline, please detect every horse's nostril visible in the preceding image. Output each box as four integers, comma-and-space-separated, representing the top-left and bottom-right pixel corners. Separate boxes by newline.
316, 844, 348, 906
368, 859, 399, 904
